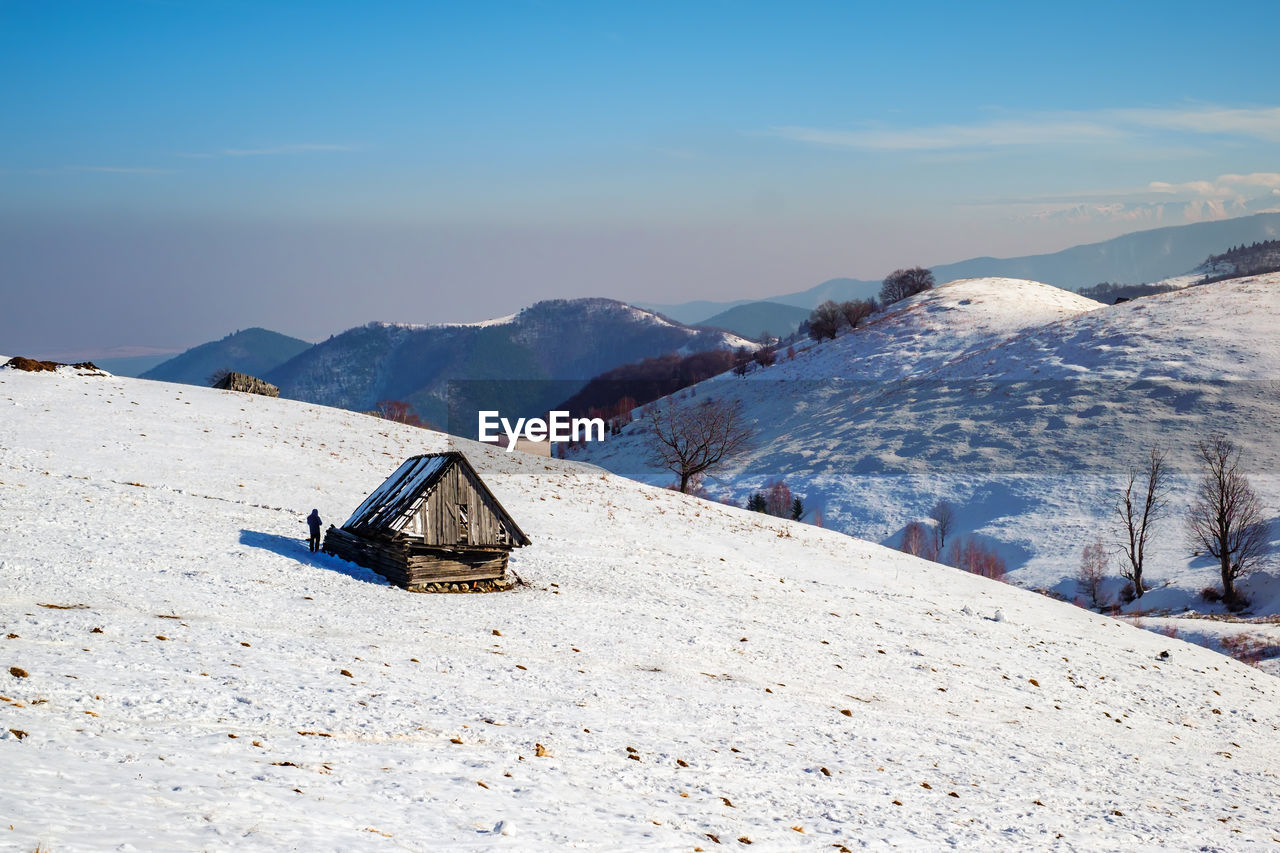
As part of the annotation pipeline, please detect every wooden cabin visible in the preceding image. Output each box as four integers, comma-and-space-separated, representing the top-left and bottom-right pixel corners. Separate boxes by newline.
323, 452, 530, 591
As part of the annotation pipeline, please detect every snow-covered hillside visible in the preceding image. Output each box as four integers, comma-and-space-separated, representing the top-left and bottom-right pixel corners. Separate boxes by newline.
2, 365, 1279, 850
774, 277, 1103, 383
573, 276, 1280, 616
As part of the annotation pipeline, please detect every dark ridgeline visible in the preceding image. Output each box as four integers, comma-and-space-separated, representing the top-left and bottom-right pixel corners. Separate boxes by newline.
142, 328, 312, 386
323, 452, 530, 592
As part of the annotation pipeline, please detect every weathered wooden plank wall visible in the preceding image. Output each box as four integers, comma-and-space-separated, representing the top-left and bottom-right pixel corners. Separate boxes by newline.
322, 526, 507, 590
414, 464, 511, 547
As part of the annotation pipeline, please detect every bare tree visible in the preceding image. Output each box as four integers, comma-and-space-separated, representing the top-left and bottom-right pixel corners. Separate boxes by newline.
1113, 445, 1171, 599
752, 338, 777, 368
376, 399, 424, 427
928, 499, 956, 550
643, 397, 755, 494
1187, 435, 1270, 604
879, 267, 935, 304
1077, 540, 1109, 610
945, 536, 1006, 580
807, 300, 844, 341
899, 521, 938, 561
839, 299, 877, 330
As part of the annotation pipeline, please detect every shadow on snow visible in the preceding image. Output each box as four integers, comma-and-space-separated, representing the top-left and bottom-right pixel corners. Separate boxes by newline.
238, 528, 388, 586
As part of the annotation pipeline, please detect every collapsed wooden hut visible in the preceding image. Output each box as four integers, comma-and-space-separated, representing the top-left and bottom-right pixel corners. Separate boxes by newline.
323, 452, 530, 591
213, 371, 280, 397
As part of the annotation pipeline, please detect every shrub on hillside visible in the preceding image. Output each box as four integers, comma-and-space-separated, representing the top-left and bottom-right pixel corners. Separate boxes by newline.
376, 400, 427, 428
807, 301, 844, 341
839, 298, 877, 330
1077, 540, 1110, 610
1220, 633, 1279, 667
945, 536, 1005, 581
880, 267, 934, 304
746, 480, 806, 521
900, 522, 939, 562
753, 341, 777, 368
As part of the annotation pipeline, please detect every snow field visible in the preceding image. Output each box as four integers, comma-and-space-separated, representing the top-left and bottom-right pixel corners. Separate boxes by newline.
1, 368, 1279, 850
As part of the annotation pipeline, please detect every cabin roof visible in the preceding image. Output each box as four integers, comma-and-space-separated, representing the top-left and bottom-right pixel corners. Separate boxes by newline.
341, 451, 530, 545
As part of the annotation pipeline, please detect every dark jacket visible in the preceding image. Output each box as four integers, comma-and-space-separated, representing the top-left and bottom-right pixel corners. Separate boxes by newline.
307, 510, 322, 534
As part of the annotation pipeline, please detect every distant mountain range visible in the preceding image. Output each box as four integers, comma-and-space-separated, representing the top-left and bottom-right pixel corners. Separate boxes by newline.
696, 301, 813, 340
140, 213, 1280, 432
646, 212, 1280, 324
266, 299, 747, 431
141, 328, 312, 385
143, 299, 748, 433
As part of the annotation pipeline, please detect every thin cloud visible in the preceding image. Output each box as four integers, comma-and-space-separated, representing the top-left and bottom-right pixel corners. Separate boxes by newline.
180, 143, 357, 159
983, 170, 1280, 228
1116, 106, 1280, 142
771, 118, 1123, 151
1149, 172, 1280, 197
976, 173, 1280, 208
222, 143, 357, 157
771, 105, 1280, 152
654, 147, 698, 160
65, 166, 177, 174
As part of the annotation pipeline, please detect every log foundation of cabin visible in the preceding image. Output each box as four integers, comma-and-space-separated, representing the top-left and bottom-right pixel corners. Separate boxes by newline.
324, 527, 513, 590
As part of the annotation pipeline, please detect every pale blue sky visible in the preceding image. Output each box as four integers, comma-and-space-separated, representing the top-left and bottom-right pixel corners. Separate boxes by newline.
3, 1, 1280, 354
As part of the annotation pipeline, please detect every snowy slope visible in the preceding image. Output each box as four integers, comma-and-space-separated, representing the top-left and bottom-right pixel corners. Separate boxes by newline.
572, 276, 1280, 614
2, 366, 1279, 850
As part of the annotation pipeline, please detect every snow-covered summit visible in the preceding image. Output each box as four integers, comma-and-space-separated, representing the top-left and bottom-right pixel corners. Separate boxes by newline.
3, 368, 1279, 849
937, 273, 1280, 382
752, 277, 1101, 385
884, 277, 1104, 336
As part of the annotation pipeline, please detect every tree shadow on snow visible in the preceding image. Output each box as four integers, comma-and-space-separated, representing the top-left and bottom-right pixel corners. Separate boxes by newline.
238, 529, 388, 586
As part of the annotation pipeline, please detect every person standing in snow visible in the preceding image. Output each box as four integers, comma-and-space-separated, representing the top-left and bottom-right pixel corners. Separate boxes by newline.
306, 509, 323, 553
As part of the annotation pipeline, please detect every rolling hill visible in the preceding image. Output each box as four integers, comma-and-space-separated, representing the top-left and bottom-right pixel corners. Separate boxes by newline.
574, 275, 1280, 619
695, 301, 814, 339
141, 327, 313, 386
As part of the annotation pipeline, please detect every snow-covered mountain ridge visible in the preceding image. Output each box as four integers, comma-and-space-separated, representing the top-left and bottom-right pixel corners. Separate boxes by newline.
2, 366, 1278, 849
263, 297, 750, 429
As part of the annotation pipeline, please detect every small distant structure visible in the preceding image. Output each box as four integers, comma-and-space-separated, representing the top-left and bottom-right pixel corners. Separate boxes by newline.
213, 371, 279, 397
323, 452, 530, 592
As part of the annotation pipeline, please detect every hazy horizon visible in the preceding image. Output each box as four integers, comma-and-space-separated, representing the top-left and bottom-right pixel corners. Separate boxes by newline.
4, 1, 1280, 357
